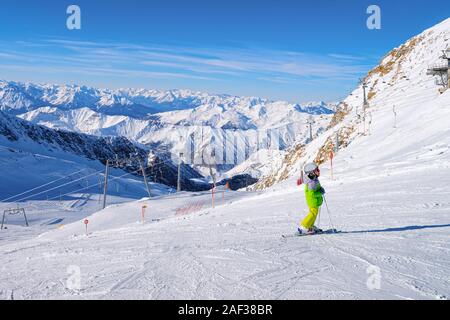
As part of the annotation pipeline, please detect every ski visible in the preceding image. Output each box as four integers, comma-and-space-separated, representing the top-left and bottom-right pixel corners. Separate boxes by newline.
282, 229, 340, 238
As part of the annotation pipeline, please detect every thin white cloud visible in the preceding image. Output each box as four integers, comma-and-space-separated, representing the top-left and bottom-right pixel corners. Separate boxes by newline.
0, 63, 216, 81
2, 38, 375, 86
328, 53, 368, 61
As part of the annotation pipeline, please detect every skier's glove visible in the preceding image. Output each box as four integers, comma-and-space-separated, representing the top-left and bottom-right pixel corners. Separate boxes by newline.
319, 187, 326, 194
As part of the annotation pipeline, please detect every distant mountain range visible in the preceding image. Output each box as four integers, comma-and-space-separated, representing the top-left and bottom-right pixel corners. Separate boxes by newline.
0, 80, 335, 177
0, 80, 334, 125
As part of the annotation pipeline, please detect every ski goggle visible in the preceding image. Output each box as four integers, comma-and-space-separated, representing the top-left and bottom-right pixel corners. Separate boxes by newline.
307, 168, 320, 176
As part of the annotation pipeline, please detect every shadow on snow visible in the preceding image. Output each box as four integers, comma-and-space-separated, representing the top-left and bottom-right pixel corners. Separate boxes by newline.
342, 223, 450, 235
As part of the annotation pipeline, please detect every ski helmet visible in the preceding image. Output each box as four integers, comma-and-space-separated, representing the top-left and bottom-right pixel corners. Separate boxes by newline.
304, 162, 318, 174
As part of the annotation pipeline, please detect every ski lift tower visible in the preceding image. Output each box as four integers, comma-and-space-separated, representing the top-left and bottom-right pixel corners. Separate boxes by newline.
359, 79, 369, 135
427, 49, 450, 93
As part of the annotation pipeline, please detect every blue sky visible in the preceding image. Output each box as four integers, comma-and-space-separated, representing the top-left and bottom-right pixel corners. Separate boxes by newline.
0, 0, 448, 102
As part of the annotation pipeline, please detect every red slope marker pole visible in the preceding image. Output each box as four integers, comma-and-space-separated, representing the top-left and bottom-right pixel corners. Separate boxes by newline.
329, 150, 334, 181
84, 219, 89, 235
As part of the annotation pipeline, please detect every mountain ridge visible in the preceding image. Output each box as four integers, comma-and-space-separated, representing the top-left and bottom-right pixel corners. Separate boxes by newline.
252, 17, 450, 189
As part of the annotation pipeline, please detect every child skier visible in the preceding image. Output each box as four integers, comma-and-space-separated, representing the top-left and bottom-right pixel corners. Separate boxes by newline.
298, 162, 326, 235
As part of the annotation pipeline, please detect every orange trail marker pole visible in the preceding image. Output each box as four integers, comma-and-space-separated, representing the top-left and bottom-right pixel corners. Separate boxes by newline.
223, 182, 230, 201
141, 205, 147, 224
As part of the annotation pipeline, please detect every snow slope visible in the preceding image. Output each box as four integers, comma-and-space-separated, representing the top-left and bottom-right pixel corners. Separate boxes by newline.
0, 155, 449, 299
0, 111, 178, 243
0, 125, 174, 245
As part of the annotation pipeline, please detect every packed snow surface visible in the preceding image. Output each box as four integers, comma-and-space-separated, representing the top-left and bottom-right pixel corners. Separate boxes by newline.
0, 143, 449, 299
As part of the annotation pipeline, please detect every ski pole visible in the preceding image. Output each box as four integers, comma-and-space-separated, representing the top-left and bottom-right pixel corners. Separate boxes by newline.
323, 196, 337, 231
